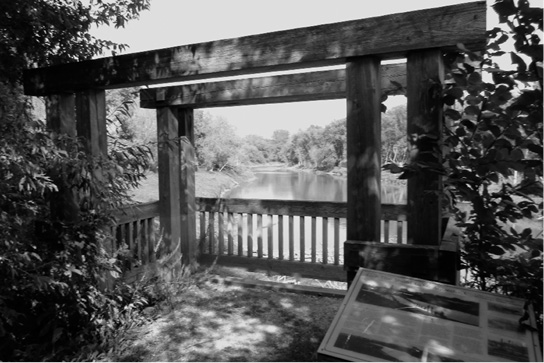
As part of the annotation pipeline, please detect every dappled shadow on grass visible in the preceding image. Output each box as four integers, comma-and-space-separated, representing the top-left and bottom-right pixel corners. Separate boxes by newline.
113, 279, 341, 362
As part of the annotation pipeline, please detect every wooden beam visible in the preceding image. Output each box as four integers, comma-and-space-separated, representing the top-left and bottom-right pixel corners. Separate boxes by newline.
344, 241, 458, 285
157, 107, 182, 261
196, 198, 407, 221
179, 109, 197, 266
198, 254, 346, 282
406, 49, 444, 245
140, 64, 406, 108
24, 2, 486, 95
346, 57, 382, 242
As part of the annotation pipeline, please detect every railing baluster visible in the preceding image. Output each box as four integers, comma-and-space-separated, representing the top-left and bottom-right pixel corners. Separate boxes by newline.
127, 222, 134, 262
227, 212, 234, 255
237, 213, 243, 256
218, 212, 224, 255
200, 211, 206, 254
248, 213, 253, 258
289, 215, 294, 261
278, 215, 284, 260
209, 212, 215, 254
334, 217, 340, 265
311, 216, 316, 263
149, 218, 156, 263
136, 220, 142, 261
398, 220, 404, 244
322, 217, 328, 264
257, 214, 263, 258
116, 225, 123, 252
267, 214, 273, 259
384, 220, 390, 243
300, 216, 305, 262
142, 218, 149, 264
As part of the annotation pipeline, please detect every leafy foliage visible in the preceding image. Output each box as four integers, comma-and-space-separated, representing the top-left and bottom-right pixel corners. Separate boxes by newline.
385, 0, 543, 325
0, 0, 154, 360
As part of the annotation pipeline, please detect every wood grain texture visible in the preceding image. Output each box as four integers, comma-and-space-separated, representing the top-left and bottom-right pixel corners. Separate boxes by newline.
195, 197, 407, 220
344, 241, 458, 285
24, 2, 486, 95
157, 107, 182, 256
179, 108, 197, 264
346, 57, 382, 241
115, 198, 408, 222
139, 64, 406, 109
75, 90, 107, 156
46, 94, 79, 223
406, 49, 444, 246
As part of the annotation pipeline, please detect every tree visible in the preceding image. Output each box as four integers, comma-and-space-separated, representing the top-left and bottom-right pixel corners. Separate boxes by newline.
194, 111, 244, 171
323, 119, 347, 166
381, 105, 408, 164
0, 1, 152, 360
270, 129, 290, 161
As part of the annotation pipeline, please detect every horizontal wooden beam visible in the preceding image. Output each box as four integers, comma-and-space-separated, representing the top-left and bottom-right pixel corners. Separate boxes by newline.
196, 197, 407, 221
113, 201, 159, 224
199, 254, 346, 282
23, 2, 486, 95
140, 64, 405, 108
113, 198, 408, 223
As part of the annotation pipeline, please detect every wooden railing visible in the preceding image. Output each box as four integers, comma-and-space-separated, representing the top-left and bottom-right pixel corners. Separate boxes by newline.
112, 198, 408, 280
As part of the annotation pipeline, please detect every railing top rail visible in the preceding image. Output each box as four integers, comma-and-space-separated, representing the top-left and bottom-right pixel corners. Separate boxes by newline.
115, 198, 408, 222
23, 2, 485, 96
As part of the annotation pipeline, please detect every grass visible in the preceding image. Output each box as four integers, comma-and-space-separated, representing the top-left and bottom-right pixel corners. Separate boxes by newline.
129, 169, 251, 203
102, 270, 342, 362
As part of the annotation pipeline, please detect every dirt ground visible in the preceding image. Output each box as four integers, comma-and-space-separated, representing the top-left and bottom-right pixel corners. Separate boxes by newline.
105, 270, 344, 362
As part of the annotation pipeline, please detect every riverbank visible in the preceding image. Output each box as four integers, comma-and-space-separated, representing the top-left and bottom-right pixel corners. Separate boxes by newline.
128, 168, 254, 203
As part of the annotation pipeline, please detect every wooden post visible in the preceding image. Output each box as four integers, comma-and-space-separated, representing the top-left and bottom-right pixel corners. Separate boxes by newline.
179, 108, 197, 266
406, 49, 444, 245
76, 90, 107, 156
346, 56, 382, 240
345, 56, 382, 283
46, 94, 79, 222
47, 94, 76, 137
157, 107, 182, 261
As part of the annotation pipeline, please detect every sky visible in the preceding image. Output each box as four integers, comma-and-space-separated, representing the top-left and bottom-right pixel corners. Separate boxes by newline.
92, 0, 493, 138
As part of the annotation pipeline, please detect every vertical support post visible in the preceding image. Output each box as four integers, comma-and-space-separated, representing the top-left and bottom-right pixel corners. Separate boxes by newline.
179, 108, 196, 266
345, 56, 382, 285
157, 107, 182, 261
406, 49, 444, 245
47, 94, 76, 138
346, 56, 382, 242
76, 90, 107, 156
46, 94, 79, 222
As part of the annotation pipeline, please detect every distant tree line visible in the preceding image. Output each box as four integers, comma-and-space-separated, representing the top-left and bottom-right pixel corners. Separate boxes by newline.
190, 104, 408, 172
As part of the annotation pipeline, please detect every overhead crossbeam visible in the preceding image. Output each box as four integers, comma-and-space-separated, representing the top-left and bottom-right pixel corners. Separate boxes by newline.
24, 2, 485, 96
139, 64, 406, 109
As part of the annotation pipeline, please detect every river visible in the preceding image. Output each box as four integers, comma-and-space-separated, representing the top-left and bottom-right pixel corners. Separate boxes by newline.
226, 165, 407, 204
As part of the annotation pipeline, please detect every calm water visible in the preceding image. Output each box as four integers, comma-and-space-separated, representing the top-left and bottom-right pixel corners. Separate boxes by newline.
226, 168, 406, 204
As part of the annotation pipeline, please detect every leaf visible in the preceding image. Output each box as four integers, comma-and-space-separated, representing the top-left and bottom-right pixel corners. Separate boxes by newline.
510, 52, 527, 72
488, 245, 506, 255
383, 163, 404, 174
444, 108, 462, 120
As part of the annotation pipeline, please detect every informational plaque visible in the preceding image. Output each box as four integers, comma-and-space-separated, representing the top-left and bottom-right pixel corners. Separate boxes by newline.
318, 268, 542, 362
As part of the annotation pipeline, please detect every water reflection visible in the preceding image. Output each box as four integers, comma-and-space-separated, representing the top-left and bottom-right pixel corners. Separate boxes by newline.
226, 170, 406, 204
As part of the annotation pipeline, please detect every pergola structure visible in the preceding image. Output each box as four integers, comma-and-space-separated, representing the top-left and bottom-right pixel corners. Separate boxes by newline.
24, 2, 486, 281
